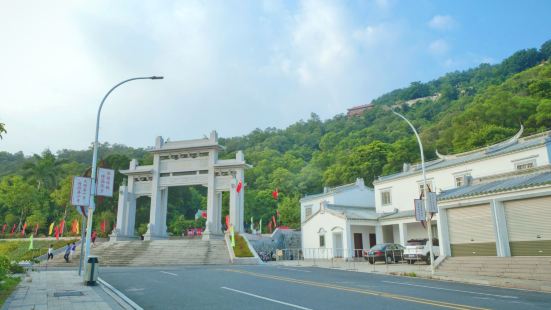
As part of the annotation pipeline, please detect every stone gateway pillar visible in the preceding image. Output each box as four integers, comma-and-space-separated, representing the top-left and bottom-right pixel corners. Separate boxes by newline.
111, 131, 251, 241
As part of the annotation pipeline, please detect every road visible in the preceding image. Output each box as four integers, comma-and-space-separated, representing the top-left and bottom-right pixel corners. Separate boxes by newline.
99, 264, 551, 310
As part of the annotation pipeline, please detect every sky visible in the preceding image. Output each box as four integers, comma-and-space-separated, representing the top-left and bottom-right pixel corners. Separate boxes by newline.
1, 0, 550, 155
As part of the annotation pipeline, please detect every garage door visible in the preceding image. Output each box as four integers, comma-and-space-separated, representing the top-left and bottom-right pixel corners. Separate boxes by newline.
447, 204, 497, 256
505, 196, 551, 256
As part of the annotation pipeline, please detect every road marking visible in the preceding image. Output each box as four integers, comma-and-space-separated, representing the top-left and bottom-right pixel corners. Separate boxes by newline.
382, 281, 518, 299
160, 271, 177, 276
278, 267, 311, 273
126, 288, 145, 292
221, 286, 312, 310
223, 269, 489, 310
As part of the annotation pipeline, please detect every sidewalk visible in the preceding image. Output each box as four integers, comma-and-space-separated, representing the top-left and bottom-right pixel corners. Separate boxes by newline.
2, 270, 128, 310
273, 259, 551, 293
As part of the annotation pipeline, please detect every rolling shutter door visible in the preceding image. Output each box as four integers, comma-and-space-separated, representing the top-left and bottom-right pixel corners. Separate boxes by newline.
447, 204, 497, 256
504, 197, 551, 256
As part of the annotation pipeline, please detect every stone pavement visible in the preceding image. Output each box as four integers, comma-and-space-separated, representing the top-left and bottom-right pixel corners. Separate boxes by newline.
2, 270, 127, 310
273, 259, 551, 292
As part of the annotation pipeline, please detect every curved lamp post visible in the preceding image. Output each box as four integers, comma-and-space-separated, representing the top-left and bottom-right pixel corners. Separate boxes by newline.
84, 76, 164, 268
391, 109, 435, 275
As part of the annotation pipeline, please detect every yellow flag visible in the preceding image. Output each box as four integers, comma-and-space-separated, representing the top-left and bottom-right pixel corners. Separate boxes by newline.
76, 220, 79, 234
230, 225, 235, 247
49, 222, 55, 235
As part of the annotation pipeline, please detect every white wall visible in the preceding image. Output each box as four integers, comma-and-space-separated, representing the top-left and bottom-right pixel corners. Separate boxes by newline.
301, 211, 346, 259
300, 196, 335, 223
350, 225, 376, 250
374, 145, 549, 213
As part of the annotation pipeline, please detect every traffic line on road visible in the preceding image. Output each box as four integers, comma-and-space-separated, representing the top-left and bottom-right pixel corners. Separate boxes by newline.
382, 281, 518, 299
221, 286, 312, 310
223, 269, 489, 310
278, 267, 312, 273
160, 271, 178, 276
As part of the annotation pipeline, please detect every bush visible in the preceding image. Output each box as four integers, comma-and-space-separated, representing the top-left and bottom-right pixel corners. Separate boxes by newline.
0, 255, 10, 279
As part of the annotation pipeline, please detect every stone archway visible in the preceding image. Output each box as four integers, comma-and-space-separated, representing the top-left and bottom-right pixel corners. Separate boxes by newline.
111, 131, 250, 241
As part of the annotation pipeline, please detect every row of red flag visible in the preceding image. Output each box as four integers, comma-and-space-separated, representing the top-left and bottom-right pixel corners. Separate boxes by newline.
1, 219, 111, 238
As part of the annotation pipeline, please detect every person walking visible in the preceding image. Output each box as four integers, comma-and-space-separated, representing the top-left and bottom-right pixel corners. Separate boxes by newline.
91, 230, 97, 247
47, 244, 54, 260
63, 243, 71, 263
70, 242, 76, 260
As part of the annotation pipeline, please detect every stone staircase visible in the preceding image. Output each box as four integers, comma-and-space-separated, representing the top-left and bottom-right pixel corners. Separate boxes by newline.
41, 239, 230, 267
437, 256, 551, 281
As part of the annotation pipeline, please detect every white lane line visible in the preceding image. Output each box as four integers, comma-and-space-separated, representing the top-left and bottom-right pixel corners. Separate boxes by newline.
160, 271, 178, 276
382, 281, 518, 299
278, 267, 311, 273
221, 286, 313, 310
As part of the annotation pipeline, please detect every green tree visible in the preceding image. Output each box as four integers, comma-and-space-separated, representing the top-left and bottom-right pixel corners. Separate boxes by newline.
0, 176, 41, 231
278, 195, 300, 229
0, 122, 6, 139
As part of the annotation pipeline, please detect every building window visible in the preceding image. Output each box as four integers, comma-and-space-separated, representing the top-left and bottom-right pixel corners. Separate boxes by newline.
381, 190, 392, 206
418, 181, 434, 195
319, 235, 325, 247
515, 160, 536, 171
305, 206, 313, 219
454, 174, 470, 187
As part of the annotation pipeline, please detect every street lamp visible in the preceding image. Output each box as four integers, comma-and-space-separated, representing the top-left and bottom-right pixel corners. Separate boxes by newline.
391, 109, 436, 275
84, 76, 164, 268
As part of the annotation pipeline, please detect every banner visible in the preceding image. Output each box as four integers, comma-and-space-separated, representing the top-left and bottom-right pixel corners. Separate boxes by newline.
97, 168, 115, 197
230, 225, 235, 247
49, 222, 55, 235
71, 176, 92, 207
1, 224, 6, 234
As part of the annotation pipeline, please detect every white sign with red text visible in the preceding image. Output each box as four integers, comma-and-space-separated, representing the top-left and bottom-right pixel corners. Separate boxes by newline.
97, 168, 115, 197
71, 177, 92, 207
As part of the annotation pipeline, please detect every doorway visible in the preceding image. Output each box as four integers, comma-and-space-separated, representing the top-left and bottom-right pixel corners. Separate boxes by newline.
333, 232, 343, 258
369, 233, 376, 247
353, 233, 363, 257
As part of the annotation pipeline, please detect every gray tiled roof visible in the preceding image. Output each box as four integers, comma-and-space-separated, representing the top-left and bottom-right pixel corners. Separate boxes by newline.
378, 210, 415, 220
438, 171, 551, 201
300, 183, 358, 201
375, 131, 550, 183
325, 204, 379, 220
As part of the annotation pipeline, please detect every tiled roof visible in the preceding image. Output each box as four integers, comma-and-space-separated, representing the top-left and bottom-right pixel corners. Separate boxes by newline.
301, 179, 366, 202
378, 210, 415, 220
375, 131, 550, 183
325, 204, 379, 220
438, 171, 551, 201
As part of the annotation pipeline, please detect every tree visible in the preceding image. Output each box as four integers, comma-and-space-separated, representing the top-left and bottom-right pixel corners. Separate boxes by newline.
0, 122, 6, 139
278, 196, 300, 229
22, 150, 64, 191
0, 176, 41, 231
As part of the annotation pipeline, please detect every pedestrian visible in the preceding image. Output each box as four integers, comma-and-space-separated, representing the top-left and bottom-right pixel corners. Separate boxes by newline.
70, 242, 76, 260
63, 243, 71, 263
91, 230, 97, 247
47, 244, 54, 260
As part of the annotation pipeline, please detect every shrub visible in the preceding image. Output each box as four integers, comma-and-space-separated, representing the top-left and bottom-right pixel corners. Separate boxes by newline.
0, 255, 10, 279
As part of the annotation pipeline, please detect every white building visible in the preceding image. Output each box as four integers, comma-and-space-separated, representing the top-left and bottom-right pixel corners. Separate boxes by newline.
373, 127, 551, 257
300, 178, 377, 259
301, 128, 551, 260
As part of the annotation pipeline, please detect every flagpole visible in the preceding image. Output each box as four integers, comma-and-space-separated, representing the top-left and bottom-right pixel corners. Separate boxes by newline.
78, 215, 86, 276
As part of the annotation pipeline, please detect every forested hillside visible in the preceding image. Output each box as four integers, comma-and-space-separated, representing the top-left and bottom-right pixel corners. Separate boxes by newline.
1, 40, 550, 235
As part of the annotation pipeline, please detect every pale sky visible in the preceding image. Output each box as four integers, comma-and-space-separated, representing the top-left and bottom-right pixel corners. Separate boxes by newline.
1, 0, 550, 155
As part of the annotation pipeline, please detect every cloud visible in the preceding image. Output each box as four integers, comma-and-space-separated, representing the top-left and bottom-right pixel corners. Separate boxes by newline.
428, 39, 450, 54
428, 15, 457, 30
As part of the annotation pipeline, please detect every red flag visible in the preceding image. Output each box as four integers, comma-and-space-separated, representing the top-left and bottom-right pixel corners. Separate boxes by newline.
201, 211, 207, 219
268, 221, 273, 233
236, 180, 242, 193
1, 224, 6, 234
34, 223, 39, 236
272, 188, 279, 200
54, 226, 59, 240
59, 220, 65, 236
272, 215, 277, 228
21, 223, 27, 236
225, 215, 230, 230
101, 219, 106, 233
276, 210, 280, 218
10, 224, 16, 236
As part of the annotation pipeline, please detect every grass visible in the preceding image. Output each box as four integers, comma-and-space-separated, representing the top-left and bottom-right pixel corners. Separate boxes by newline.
0, 276, 21, 307
0, 239, 78, 262
233, 234, 254, 257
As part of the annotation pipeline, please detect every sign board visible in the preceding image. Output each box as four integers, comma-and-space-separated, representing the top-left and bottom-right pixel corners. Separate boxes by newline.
96, 168, 115, 197
71, 177, 92, 207
427, 192, 438, 213
414, 199, 426, 221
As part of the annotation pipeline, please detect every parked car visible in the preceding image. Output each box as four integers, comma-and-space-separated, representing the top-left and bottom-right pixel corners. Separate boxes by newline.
363, 243, 405, 264
403, 238, 440, 264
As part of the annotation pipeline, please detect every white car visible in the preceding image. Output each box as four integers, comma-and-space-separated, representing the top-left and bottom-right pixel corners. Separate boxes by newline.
403, 239, 440, 264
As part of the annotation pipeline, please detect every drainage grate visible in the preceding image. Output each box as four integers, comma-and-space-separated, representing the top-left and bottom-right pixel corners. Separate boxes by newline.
53, 291, 83, 297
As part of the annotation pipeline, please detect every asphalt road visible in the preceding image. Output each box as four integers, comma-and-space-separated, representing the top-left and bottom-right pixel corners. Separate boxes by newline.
99, 264, 551, 310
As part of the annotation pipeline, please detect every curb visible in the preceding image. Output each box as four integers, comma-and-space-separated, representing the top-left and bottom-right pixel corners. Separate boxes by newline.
98, 277, 143, 310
